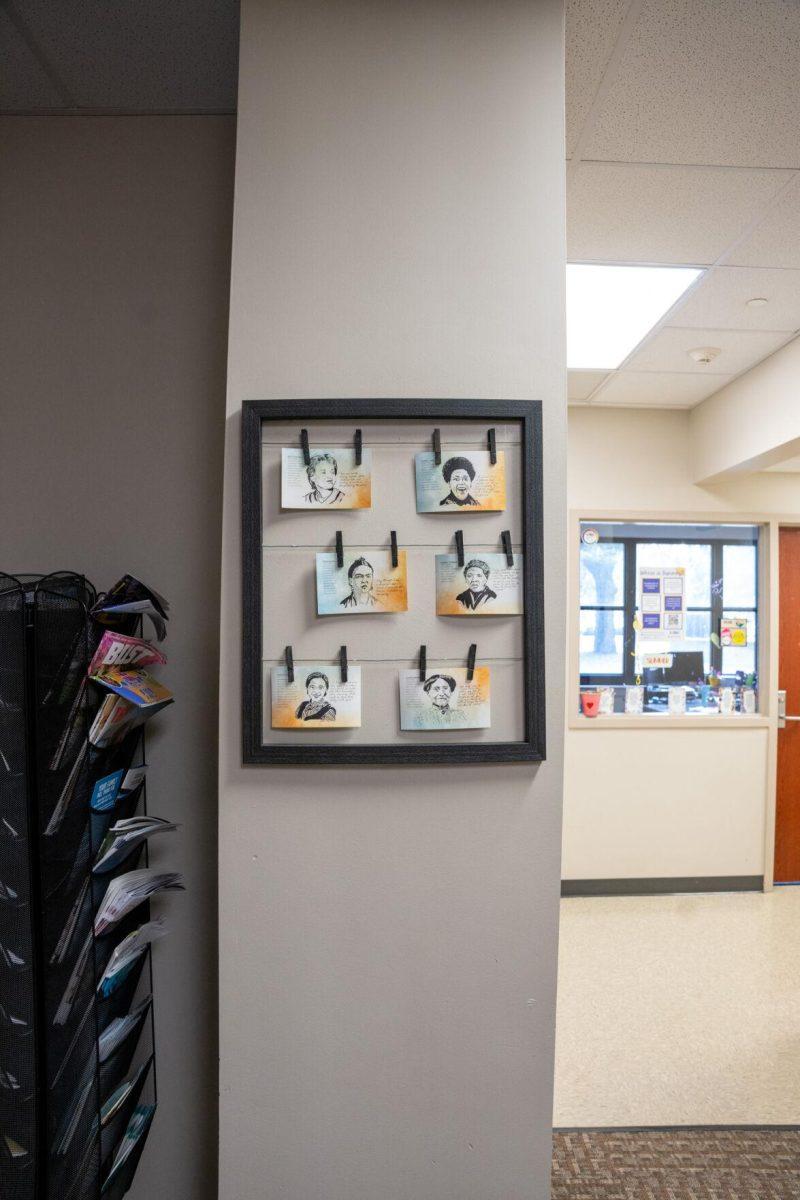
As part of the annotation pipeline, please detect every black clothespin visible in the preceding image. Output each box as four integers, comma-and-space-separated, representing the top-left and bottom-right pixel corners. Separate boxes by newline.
390, 530, 398, 568
419, 645, 427, 682
285, 646, 294, 684
335, 530, 344, 568
455, 529, 465, 567
501, 530, 514, 567
340, 645, 348, 683
488, 427, 497, 465
466, 643, 477, 682
300, 428, 311, 466
433, 428, 441, 465
354, 428, 362, 466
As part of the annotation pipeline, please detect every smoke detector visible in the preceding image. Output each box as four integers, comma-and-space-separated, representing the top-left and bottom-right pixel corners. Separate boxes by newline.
687, 346, 721, 365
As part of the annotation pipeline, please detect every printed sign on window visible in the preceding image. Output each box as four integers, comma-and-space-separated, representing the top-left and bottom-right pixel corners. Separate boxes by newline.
720, 616, 748, 647
637, 567, 685, 639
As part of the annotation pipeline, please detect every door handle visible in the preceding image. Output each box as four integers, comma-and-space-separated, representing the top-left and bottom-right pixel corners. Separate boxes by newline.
778, 690, 800, 727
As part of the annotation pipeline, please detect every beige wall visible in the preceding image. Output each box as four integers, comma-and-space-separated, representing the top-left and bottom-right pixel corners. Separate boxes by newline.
218, 3, 566, 1198
0, 116, 234, 1198
565, 405, 799, 882
689, 335, 800, 481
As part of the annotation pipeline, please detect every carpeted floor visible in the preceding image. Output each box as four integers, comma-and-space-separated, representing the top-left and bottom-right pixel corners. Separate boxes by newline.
552, 1128, 800, 1199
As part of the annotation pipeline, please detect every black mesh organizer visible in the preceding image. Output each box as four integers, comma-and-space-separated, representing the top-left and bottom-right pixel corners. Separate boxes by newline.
0, 572, 168, 1200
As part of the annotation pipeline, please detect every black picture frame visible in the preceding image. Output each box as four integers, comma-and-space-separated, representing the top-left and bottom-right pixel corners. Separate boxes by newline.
242, 398, 545, 765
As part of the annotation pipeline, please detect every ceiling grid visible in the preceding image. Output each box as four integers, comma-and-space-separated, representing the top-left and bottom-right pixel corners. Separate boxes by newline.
567, 0, 800, 408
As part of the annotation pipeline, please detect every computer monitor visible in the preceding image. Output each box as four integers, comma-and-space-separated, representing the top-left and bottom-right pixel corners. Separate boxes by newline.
644, 650, 705, 686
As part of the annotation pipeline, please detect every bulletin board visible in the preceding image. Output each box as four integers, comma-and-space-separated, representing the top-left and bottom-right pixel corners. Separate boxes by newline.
241, 398, 545, 765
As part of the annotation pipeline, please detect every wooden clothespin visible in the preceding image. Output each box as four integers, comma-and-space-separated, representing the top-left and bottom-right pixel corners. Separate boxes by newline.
466, 643, 477, 682
455, 530, 465, 567
340, 645, 348, 683
433, 428, 441, 465
501, 530, 513, 567
300, 428, 311, 466
354, 428, 362, 466
335, 530, 344, 569
390, 530, 398, 568
285, 646, 294, 684
488, 427, 497, 465
419, 645, 427, 682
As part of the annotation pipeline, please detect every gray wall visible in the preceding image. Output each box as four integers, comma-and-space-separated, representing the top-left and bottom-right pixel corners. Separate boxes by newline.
219, 3, 566, 1199
0, 115, 235, 1200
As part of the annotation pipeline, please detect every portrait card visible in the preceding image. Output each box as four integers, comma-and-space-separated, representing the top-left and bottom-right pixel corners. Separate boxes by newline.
435, 553, 523, 616
316, 550, 408, 615
271, 664, 362, 729
399, 666, 491, 731
281, 447, 372, 510
414, 449, 506, 513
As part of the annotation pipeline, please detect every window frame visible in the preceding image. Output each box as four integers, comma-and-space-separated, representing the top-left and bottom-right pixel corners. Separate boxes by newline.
579, 529, 759, 688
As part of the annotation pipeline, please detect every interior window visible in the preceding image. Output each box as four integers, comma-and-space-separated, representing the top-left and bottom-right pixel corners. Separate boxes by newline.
578, 521, 760, 715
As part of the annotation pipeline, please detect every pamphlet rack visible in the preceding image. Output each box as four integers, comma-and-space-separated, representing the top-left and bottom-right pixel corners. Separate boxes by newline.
0, 572, 159, 1200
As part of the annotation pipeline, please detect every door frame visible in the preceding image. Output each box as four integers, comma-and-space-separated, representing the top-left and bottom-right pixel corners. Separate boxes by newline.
765, 518, 800, 889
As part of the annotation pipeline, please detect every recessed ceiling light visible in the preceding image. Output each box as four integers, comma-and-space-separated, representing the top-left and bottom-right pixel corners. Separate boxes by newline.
688, 346, 721, 365
566, 264, 703, 370
746, 296, 768, 308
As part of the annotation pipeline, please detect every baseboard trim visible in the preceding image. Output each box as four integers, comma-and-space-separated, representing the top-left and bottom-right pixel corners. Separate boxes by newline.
561, 875, 764, 897
554, 1123, 800, 1133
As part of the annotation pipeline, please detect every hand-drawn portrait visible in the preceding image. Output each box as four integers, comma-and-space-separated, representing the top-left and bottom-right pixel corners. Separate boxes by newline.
439, 456, 479, 507
435, 552, 523, 616
414, 448, 506, 513
304, 453, 345, 506
281, 447, 372, 510
399, 666, 491, 730
340, 557, 376, 609
422, 674, 466, 726
316, 549, 408, 616
270, 663, 362, 729
295, 671, 337, 721
456, 559, 497, 610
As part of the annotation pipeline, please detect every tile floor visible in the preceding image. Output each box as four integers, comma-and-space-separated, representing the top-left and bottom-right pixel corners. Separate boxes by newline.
553, 888, 800, 1127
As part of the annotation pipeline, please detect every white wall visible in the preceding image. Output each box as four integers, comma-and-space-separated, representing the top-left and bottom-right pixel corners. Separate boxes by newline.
565, 405, 798, 883
218, 3, 566, 1199
689, 335, 800, 481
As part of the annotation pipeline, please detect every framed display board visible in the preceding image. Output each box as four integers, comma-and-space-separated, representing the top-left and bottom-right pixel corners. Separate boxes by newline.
241, 398, 545, 765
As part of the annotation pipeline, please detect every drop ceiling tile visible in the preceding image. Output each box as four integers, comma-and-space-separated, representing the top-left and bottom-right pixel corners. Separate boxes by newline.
580, 0, 800, 168
593, 371, 734, 408
565, 0, 629, 156
568, 369, 610, 401
729, 176, 800, 268
568, 162, 791, 265
18, 0, 238, 111
0, 8, 66, 109
669, 266, 800, 332
626, 326, 790, 375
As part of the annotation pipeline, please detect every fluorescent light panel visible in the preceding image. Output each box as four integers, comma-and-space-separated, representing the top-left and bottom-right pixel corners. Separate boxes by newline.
567, 264, 702, 370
